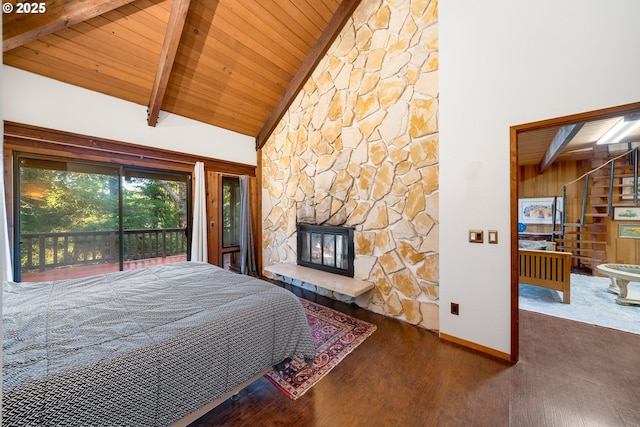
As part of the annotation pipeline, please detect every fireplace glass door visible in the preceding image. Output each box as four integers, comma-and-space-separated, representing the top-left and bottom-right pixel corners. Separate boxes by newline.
297, 224, 354, 277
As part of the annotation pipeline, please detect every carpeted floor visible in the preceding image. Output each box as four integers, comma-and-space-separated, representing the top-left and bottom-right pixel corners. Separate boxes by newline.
519, 273, 640, 335
265, 298, 376, 399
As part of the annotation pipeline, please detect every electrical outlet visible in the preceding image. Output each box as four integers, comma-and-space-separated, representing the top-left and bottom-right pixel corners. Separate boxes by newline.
451, 302, 459, 315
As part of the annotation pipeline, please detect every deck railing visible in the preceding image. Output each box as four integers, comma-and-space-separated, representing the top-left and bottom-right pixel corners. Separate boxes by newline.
20, 228, 188, 273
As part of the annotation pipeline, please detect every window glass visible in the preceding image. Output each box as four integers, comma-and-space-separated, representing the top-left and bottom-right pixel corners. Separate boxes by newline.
222, 176, 241, 248
18, 157, 120, 281
122, 170, 189, 269
16, 156, 190, 282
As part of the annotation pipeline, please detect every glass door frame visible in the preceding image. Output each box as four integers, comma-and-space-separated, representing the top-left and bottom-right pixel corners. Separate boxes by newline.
219, 173, 241, 271
13, 152, 192, 282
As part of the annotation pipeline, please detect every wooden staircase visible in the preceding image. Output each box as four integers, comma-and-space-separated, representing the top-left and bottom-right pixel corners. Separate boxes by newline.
553, 146, 638, 272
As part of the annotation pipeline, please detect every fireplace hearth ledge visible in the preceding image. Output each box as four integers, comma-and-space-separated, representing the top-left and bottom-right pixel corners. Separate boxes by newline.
264, 262, 374, 298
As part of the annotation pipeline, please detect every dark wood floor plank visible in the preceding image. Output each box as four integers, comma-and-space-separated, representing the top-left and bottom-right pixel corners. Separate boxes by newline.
188, 284, 640, 427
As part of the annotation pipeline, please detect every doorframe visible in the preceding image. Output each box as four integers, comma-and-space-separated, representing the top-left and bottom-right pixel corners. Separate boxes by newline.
509, 101, 640, 362
218, 173, 242, 268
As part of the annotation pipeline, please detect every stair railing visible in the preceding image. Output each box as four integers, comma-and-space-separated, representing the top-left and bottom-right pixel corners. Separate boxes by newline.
581, 174, 589, 225
607, 160, 615, 215
550, 146, 638, 258
560, 146, 638, 222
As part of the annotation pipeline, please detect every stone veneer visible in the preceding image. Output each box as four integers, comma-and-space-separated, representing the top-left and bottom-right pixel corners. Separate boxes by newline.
261, 0, 439, 330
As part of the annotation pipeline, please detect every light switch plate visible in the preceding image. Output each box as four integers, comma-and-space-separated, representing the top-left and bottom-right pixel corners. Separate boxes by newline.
488, 230, 498, 244
469, 230, 483, 243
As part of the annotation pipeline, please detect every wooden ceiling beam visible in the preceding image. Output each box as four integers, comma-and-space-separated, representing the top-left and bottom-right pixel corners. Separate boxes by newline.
255, 0, 362, 149
539, 123, 584, 172
147, 0, 191, 127
2, 0, 138, 52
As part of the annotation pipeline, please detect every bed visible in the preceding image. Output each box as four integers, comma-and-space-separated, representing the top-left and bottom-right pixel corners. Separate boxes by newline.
3, 261, 316, 426
519, 248, 572, 304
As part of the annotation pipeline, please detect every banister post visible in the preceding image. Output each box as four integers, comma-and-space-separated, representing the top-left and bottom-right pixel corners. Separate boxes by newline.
39, 235, 46, 272
581, 174, 589, 226
608, 160, 615, 216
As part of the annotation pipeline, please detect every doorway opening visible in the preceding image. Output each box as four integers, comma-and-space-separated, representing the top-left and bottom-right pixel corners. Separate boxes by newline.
510, 102, 640, 358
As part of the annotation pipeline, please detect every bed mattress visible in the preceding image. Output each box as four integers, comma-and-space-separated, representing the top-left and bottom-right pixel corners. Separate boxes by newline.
3, 261, 315, 426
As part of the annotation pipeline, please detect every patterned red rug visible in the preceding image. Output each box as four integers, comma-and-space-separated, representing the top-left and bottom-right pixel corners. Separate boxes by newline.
265, 298, 377, 399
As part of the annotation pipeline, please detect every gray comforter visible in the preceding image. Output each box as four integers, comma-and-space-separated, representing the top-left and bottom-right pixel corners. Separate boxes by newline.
3, 262, 315, 426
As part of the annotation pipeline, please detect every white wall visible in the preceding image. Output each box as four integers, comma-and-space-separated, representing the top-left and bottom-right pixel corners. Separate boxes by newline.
2, 66, 257, 166
439, 1, 640, 354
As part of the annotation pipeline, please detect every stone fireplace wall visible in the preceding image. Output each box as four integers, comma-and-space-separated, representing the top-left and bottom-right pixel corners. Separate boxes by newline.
261, 0, 439, 330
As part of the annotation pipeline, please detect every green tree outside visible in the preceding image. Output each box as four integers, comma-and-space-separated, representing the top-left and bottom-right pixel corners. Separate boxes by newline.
19, 162, 189, 272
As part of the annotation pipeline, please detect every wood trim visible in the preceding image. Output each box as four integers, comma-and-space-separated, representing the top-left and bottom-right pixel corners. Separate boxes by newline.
3, 122, 256, 176
147, 0, 192, 127
439, 333, 512, 363
256, 149, 263, 275
512, 102, 640, 134
509, 126, 519, 363
255, 0, 362, 149
250, 174, 260, 275
3, 0, 138, 52
206, 170, 220, 266
509, 101, 640, 364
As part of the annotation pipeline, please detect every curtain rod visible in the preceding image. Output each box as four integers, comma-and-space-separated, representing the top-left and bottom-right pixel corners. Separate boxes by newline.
4, 132, 197, 166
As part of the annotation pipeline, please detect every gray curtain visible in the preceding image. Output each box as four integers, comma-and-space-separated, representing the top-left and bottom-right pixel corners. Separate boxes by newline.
239, 175, 257, 276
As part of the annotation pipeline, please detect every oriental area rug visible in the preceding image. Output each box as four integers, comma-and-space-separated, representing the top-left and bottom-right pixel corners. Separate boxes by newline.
265, 298, 377, 399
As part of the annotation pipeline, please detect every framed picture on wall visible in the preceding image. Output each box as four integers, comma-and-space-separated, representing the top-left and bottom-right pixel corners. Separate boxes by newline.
619, 224, 640, 239
518, 197, 563, 224
621, 177, 639, 200
614, 207, 640, 220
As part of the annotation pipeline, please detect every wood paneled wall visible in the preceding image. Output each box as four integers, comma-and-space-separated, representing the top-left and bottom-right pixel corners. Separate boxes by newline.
605, 217, 640, 265
518, 160, 591, 234
519, 159, 638, 265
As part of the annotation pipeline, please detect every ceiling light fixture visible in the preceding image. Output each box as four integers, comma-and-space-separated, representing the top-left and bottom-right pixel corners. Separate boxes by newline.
597, 116, 640, 145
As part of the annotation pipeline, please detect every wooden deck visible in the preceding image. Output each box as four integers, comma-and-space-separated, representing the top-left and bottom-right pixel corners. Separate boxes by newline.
20, 255, 188, 282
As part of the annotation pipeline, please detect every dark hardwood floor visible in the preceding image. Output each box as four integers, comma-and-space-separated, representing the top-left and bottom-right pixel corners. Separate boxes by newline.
189, 283, 640, 427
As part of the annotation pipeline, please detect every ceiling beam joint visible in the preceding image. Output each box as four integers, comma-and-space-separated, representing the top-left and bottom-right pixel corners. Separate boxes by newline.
255, 0, 362, 150
3, 0, 138, 52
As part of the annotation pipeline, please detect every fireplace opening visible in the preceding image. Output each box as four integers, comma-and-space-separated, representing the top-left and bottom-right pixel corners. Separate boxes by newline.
297, 224, 354, 277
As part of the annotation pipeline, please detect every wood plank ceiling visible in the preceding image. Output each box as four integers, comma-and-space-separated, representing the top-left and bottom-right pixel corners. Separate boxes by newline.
518, 114, 640, 169
2, 0, 358, 146
5, 1, 639, 164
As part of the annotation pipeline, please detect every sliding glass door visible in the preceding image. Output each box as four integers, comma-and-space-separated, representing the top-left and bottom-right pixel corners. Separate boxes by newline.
15, 155, 191, 282
17, 157, 121, 281
122, 169, 190, 270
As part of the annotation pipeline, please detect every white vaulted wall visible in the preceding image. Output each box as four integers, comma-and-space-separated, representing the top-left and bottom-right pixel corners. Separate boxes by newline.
2, 66, 256, 166
439, 1, 640, 354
